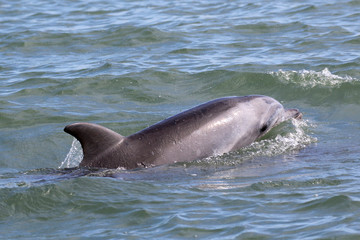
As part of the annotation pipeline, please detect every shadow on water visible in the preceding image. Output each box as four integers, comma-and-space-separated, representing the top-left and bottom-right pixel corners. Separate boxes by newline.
0, 167, 93, 189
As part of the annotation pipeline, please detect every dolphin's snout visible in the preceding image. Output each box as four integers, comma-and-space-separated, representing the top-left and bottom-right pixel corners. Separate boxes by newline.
294, 111, 302, 120
284, 108, 302, 121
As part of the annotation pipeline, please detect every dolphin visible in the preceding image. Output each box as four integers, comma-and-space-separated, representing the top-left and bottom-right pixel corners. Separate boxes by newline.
64, 95, 302, 169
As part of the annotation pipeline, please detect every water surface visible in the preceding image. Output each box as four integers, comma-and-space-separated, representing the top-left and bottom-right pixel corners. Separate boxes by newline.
1, 0, 360, 239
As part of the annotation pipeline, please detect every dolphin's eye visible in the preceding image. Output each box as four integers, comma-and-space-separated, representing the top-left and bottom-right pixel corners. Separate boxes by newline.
260, 124, 268, 133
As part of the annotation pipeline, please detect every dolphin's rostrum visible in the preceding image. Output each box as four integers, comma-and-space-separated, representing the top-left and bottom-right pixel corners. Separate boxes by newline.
64, 95, 302, 169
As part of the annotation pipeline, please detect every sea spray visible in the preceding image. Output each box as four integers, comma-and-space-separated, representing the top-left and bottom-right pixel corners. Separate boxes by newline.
244, 118, 316, 158
59, 138, 83, 168
270, 68, 356, 88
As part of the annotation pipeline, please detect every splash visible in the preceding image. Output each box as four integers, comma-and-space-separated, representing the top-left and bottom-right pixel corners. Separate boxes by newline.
59, 138, 83, 168
197, 118, 317, 167
242, 119, 316, 158
270, 68, 355, 88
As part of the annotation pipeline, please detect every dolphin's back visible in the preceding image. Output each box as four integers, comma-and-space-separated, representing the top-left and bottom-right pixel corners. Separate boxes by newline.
129, 97, 241, 140
125, 96, 260, 166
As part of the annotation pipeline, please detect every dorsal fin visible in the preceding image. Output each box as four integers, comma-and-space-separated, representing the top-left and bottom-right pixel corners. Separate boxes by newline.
64, 122, 125, 166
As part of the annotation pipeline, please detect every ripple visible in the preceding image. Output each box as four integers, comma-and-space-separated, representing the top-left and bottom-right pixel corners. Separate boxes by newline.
1, 0, 360, 239
296, 195, 360, 213
249, 178, 343, 191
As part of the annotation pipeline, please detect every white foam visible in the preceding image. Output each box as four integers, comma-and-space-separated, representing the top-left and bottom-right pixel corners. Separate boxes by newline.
270, 68, 355, 88
243, 119, 316, 158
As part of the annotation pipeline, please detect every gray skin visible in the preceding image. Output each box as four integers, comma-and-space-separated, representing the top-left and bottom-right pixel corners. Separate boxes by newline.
64, 95, 302, 169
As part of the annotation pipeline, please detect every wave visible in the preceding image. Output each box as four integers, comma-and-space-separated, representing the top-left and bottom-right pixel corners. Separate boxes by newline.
2, 67, 359, 130
0, 25, 180, 51
295, 195, 360, 213
4, 67, 359, 99
268, 68, 360, 110
270, 68, 357, 88
249, 178, 343, 191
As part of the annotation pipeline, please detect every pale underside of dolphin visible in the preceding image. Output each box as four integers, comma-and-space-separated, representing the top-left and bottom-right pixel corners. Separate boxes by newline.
64, 95, 302, 169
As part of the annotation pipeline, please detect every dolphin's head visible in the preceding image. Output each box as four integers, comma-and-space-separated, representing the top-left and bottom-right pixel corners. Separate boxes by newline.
253, 96, 302, 138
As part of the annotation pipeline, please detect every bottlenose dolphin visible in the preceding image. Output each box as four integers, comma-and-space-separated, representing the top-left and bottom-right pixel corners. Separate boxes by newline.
64, 95, 302, 169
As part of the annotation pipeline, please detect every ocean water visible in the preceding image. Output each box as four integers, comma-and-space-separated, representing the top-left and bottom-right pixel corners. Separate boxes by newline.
1, 0, 360, 239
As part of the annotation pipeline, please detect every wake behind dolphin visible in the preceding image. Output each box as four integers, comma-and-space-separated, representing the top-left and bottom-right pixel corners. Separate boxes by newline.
64, 95, 302, 169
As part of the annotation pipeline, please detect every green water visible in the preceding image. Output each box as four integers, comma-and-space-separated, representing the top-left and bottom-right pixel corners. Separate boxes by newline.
1, 0, 360, 239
